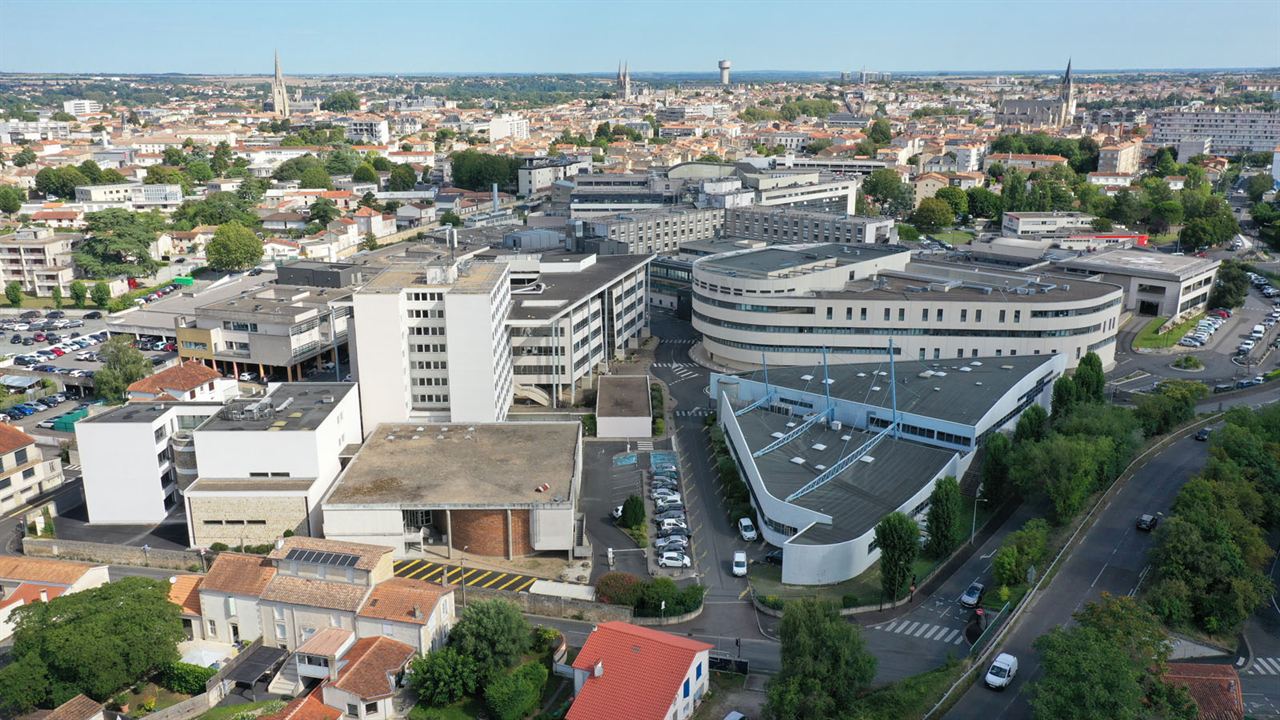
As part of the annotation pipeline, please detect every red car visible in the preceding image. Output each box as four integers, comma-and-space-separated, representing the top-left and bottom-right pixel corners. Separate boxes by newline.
33, 332, 45, 341
49, 347, 65, 357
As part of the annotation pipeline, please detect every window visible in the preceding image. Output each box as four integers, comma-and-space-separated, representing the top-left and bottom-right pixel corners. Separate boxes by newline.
21, 468, 33, 480
1013, 310, 1021, 323
226, 597, 236, 616
365, 703, 378, 715
898, 308, 905, 321
276, 622, 287, 640
936, 308, 943, 322
975, 309, 982, 322
883, 308, 890, 321
826, 307, 833, 320
683, 678, 691, 699
960, 309, 967, 322
207, 619, 217, 635
999, 309, 1006, 323
845, 307, 852, 320
346, 704, 359, 718
860, 307, 867, 321
921, 308, 929, 322
696, 662, 703, 680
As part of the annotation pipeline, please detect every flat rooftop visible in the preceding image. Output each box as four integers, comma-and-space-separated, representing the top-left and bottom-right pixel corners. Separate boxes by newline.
725, 354, 1057, 427
1053, 249, 1221, 281
82, 401, 222, 425
199, 383, 355, 432
736, 410, 955, 544
699, 243, 908, 279
197, 285, 353, 321
104, 270, 281, 334
360, 257, 505, 294
597, 375, 651, 418
507, 254, 652, 321
832, 260, 1120, 303
326, 422, 580, 508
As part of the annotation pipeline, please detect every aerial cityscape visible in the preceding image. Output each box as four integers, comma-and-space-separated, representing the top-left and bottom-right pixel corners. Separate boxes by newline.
1, 1, 1279, 720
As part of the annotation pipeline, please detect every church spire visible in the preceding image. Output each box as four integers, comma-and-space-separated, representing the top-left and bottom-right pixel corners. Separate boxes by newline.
1063, 58, 1072, 85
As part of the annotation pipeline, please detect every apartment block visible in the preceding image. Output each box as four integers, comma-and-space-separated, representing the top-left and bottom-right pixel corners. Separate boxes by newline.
344, 118, 390, 145
62, 99, 103, 114
581, 207, 725, 255
518, 156, 591, 197
1151, 109, 1280, 154
0, 227, 77, 297
1001, 211, 1096, 236
0, 426, 64, 515
723, 206, 896, 244
74, 182, 184, 212
1098, 139, 1142, 175
485, 113, 529, 141
0, 120, 71, 141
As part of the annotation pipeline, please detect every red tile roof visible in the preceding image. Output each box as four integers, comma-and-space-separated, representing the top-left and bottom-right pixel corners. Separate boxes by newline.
0, 424, 36, 456
0, 556, 94, 586
262, 689, 342, 720
332, 636, 415, 700
357, 577, 453, 626
128, 360, 220, 397
167, 574, 203, 616
567, 622, 712, 720
201, 553, 276, 597
1164, 663, 1244, 720
44, 694, 102, 720
0, 582, 65, 610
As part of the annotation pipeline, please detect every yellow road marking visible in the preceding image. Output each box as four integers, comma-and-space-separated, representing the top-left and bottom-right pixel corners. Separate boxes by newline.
408, 562, 437, 580
738, 587, 750, 600
497, 575, 522, 590
513, 578, 537, 593
482, 573, 508, 588
446, 567, 465, 582
396, 560, 423, 576
420, 566, 445, 581
460, 568, 479, 582
468, 571, 492, 586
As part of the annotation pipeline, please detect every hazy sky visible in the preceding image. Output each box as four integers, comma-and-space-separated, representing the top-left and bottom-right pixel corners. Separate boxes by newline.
2, 0, 1278, 75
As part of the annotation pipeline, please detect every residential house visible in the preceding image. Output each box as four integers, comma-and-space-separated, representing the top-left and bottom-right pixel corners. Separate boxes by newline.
0, 424, 65, 515
567, 622, 714, 720
31, 208, 85, 229
41, 694, 106, 720
199, 552, 277, 645
264, 212, 310, 232
912, 172, 950, 208
1164, 663, 1245, 720
126, 360, 240, 403
292, 632, 415, 720
0, 557, 109, 640
168, 574, 205, 641
395, 202, 436, 229
354, 577, 456, 654
0, 226, 78, 297
353, 207, 396, 239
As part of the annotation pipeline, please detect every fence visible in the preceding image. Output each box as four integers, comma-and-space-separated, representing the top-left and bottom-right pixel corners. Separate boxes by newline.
22, 536, 203, 571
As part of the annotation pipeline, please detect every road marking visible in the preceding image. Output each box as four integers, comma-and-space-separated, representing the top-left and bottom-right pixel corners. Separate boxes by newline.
913, 623, 932, 637
497, 575, 522, 591
481, 573, 508, 588
954, 634, 965, 645
738, 587, 750, 600
898, 621, 919, 635
942, 629, 960, 643
882, 621, 898, 632
396, 559, 424, 576
922, 626, 941, 640
420, 566, 445, 582
513, 578, 537, 593
1090, 563, 1108, 587
469, 571, 492, 586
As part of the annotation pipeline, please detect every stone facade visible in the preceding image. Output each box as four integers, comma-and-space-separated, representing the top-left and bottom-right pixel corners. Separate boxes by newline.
188, 495, 309, 548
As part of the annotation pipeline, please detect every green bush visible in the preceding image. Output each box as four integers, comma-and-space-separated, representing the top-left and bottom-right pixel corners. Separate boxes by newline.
841, 593, 860, 609
759, 594, 785, 610
652, 417, 665, 435
156, 661, 217, 695
580, 414, 596, 436
620, 494, 644, 528
633, 577, 705, 617
595, 572, 642, 606
650, 384, 664, 416
484, 661, 548, 720
209, 542, 229, 552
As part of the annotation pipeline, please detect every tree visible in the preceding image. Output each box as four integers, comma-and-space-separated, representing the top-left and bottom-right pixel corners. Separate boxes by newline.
387, 163, 417, 191
450, 150, 520, 191
896, 224, 920, 242
982, 432, 1014, 502
69, 280, 88, 309
1074, 352, 1106, 403
352, 163, 379, 184
1013, 404, 1050, 444
0, 185, 23, 214
320, 90, 362, 112
448, 599, 530, 684
763, 599, 876, 720
91, 281, 110, 309
77, 160, 103, 184
966, 186, 1002, 219
360, 232, 379, 251
1031, 626, 1147, 720
34, 166, 88, 199
1149, 200, 1184, 233
910, 197, 955, 232
0, 653, 51, 717
868, 118, 892, 145
206, 222, 263, 272
95, 336, 152, 404
874, 512, 919, 600
924, 476, 962, 558
1010, 435, 1106, 523
143, 166, 191, 195
407, 647, 478, 707
934, 186, 969, 219
324, 147, 362, 176
12, 147, 37, 166
1051, 376, 1079, 418
484, 661, 547, 720
1001, 168, 1028, 212
1245, 172, 1273, 202
298, 165, 333, 190
371, 155, 393, 172
308, 198, 339, 226
440, 210, 463, 227
863, 168, 913, 217
1090, 216, 1114, 231
50, 286, 63, 309
5, 281, 22, 307
75, 209, 161, 278
620, 494, 644, 528
0, 577, 182, 713
272, 155, 325, 182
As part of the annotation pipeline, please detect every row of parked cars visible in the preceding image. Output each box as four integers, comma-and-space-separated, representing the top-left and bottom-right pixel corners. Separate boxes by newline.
12, 332, 111, 374
1, 393, 80, 423
649, 463, 694, 570
1249, 271, 1279, 299
1178, 311, 1230, 348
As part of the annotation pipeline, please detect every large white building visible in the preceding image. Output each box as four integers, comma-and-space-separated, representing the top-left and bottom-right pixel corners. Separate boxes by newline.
0, 426, 63, 516
74, 182, 185, 212
62, 99, 103, 115
518, 156, 591, 197
1053, 249, 1220, 318
349, 249, 513, 428
724, 206, 896, 245
581, 207, 725, 256
1151, 109, 1280, 154
485, 113, 530, 141
712, 353, 1064, 584
692, 243, 1123, 371
1001, 211, 1096, 237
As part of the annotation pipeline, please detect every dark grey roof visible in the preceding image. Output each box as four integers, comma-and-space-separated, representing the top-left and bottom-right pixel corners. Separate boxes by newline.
199, 383, 354, 432
506, 254, 652, 321
736, 411, 955, 544
699, 243, 907, 278
726, 354, 1056, 427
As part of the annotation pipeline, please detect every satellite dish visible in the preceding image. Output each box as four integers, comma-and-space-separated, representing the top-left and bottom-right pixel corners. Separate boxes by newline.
168, 576, 177, 584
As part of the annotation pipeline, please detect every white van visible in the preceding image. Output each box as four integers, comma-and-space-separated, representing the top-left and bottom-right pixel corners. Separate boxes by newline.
1251, 324, 1266, 340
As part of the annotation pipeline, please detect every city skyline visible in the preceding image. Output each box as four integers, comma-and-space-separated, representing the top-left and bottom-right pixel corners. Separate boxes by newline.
1, 0, 1277, 75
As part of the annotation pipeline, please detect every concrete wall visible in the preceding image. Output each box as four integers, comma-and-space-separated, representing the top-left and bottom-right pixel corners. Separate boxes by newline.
459, 585, 631, 623
320, 505, 405, 552
597, 414, 651, 438
350, 291, 411, 431
23, 536, 201, 571
187, 495, 309, 547
444, 284, 511, 423
77, 415, 171, 524
199, 591, 264, 645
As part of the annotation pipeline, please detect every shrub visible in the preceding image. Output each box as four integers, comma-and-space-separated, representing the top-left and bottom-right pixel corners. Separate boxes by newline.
209, 542, 229, 552
841, 593, 860, 609
652, 417, 665, 435
580, 414, 596, 436
620, 495, 644, 528
534, 627, 561, 654
157, 661, 217, 694
595, 572, 642, 606
634, 577, 705, 617
407, 647, 478, 707
485, 661, 548, 720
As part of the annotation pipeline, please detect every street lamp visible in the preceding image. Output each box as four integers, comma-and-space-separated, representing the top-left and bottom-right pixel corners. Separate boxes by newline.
970, 484, 987, 545
461, 545, 468, 605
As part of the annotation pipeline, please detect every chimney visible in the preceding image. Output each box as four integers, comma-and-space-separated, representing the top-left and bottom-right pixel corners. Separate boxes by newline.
492, 183, 499, 213
39, 589, 48, 602
413, 604, 424, 620
593, 661, 603, 678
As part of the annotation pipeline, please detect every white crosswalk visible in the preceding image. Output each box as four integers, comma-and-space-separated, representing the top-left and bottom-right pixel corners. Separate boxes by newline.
659, 338, 699, 345
63, 464, 81, 472
635, 441, 654, 451
674, 408, 712, 417
1246, 657, 1280, 675
872, 619, 966, 645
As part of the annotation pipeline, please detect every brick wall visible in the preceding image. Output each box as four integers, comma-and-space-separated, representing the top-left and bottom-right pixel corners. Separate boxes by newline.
449, 509, 508, 557
508, 510, 534, 557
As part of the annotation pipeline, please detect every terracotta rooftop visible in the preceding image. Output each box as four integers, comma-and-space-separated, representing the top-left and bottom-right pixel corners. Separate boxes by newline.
332, 636, 415, 700
268, 536, 391, 571
44, 694, 102, 720
296, 626, 353, 657
0, 423, 36, 456
0, 582, 65, 610
0, 556, 95, 586
201, 553, 277, 598
167, 574, 203, 616
259, 575, 369, 612
567, 622, 713, 720
128, 360, 221, 397
261, 689, 341, 720
357, 577, 453, 626
1164, 663, 1245, 720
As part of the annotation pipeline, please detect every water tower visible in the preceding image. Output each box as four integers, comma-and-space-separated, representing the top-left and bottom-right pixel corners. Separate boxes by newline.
718, 59, 731, 85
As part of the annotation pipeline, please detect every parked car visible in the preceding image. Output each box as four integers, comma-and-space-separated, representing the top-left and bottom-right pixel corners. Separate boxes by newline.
84, 311, 102, 319
9, 334, 21, 344
764, 549, 784, 566
653, 510, 686, 523
654, 501, 685, 514
611, 505, 623, 520
656, 527, 689, 540
654, 536, 688, 551
1136, 514, 1159, 531
984, 653, 1018, 690
238, 371, 259, 382
732, 551, 748, 577
959, 582, 985, 608
45, 310, 65, 319
657, 518, 689, 533
19, 310, 40, 320
1195, 428, 1211, 441
738, 517, 758, 542
658, 552, 692, 569
653, 464, 679, 474
651, 490, 681, 503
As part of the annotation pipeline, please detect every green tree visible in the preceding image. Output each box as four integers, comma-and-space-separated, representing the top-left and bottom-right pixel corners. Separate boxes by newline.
874, 512, 919, 600
324, 147, 362, 176
1245, 172, 1273, 202
50, 286, 63, 309
308, 198, 339, 226
763, 599, 877, 720
934, 186, 969, 218
1051, 376, 1080, 418
1149, 200, 1184, 233
966, 186, 1002, 219
910, 197, 955, 232
206, 221, 263, 272
440, 210, 463, 227
1031, 626, 1147, 720
896, 224, 920, 242
298, 164, 333, 190
12, 146, 37, 166
1091, 216, 1115, 231
1013, 404, 1050, 444
0, 185, 23, 214
0, 653, 51, 717
1011, 435, 1107, 523
352, 163, 379, 184
863, 168, 913, 217
868, 118, 892, 145
77, 159, 103, 184
143, 165, 191, 195
1001, 168, 1028, 212
484, 661, 547, 720
982, 432, 1014, 502
272, 155, 325, 182
360, 232, 379, 251
620, 494, 644, 528
387, 163, 418, 191
320, 90, 361, 112
371, 155, 393, 172
406, 647, 478, 707
95, 335, 151, 404
0, 577, 182, 712
69, 280, 88, 309
5, 281, 23, 307
924, 476, 962, 558
1073, 352, 1106, 403
450, 150, 520, 191
91, 281, 111, 309
34, 166, 88, 199
448, 599, 531, 684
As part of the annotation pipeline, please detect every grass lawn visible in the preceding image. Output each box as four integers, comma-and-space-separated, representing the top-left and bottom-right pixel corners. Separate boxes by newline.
929, 229, 976, 245
751, 555, 936, 608
408, 698, 485, 720
1133, 312, 1206, 349
856, 659, 966, 720
116, 683, 190, 714
197, 699, 283, 720
1147, 232, 1180, 246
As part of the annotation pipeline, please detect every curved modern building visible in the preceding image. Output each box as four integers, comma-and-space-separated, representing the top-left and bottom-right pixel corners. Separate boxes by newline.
691, 243, 1123, 371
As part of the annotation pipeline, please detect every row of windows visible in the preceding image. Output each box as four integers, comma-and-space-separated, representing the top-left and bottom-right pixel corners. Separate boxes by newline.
411, 343, 447, 353
222, 321, 258, 333
408, 292, 444, 302
202, 519, 268, 525
410, 326, 445, 336
407, 309, 444, 319
412, 393, 449, 403
704, 334, 901, 356
412, 377, 448, 386
698, 292, 1116, 324
412, 360, 448, 369
695, 310, 1105, 339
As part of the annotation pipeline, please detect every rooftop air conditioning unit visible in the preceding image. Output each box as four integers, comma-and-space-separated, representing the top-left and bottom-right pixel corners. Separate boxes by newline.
830, 420, 842, 432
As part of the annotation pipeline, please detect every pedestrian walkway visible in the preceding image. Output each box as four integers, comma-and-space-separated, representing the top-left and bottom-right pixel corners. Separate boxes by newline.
393, 559, 538, 593
660, 338, 699, 345
635, 440, 654, 451
1245, 657, 1280, 675
870, 619, 967, 646
674, 408, 712, 417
